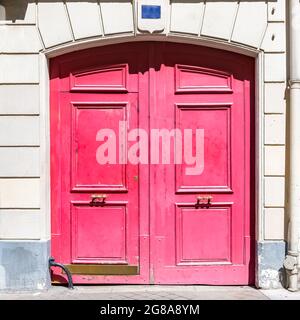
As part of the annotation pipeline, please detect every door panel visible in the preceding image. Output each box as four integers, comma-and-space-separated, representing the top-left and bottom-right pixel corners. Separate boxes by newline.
50, 42, 254, 285
175, 204, 232, 265
71, 203, 127, 264
71, 102, 128, 191
175, 103, 232, 193
70, 64, 129, 92
150, 43, 254, 284
175, 64, 233, 93
51, 43, 148, 283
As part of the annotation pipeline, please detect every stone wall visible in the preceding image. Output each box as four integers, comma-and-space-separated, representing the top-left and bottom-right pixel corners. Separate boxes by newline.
0, 0, 287, 290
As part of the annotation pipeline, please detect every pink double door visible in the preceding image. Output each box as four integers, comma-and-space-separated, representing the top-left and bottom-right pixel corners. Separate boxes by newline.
50, 42, 255, 285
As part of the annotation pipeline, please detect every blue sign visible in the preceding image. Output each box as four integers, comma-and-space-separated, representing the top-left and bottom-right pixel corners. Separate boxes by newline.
141, 5, 161, 19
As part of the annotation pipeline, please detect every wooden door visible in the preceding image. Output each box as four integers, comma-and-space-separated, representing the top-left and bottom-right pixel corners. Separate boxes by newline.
50, 43, 150, 284
50, 42, 254, 285
150, 43, 255, 284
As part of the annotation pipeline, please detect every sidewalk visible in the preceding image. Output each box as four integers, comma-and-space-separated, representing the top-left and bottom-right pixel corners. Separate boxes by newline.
0, 285, 288, 300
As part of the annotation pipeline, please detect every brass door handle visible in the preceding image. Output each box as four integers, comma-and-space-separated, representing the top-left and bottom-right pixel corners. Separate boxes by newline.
196, 195, 213, 205
90, 194, 107, 204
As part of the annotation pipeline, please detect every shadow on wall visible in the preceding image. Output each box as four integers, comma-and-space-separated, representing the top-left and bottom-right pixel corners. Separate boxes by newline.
0, 0, 31, 21
279, 266, 288, 288
0, 0, 278, 22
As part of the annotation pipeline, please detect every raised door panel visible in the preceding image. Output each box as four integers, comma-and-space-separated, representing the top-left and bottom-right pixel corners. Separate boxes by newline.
175, 64, 233, 93
70, 64, 128, 92
71, 102, 128, 192
176, 204, 232, 265
55, 44, 142, 93
71, 203, 127, 264
175, 103, 232, 193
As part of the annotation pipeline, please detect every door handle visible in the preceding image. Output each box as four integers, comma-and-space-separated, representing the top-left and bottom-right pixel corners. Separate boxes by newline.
196, 195, 213, 206
90, 194, 107, 205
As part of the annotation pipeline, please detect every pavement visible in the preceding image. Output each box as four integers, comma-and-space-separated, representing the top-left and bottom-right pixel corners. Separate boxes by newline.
1, 285, 299, 300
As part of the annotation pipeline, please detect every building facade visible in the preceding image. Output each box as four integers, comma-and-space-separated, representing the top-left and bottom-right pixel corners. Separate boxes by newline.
0, 0, 299, 291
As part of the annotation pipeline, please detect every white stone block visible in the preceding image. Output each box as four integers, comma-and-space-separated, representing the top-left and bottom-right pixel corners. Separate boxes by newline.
66, 1, 102, 40
264, 53, 286, 82
0, 178, 40, 208
264, 114, 286, 145
264, 82, 286, 114
264, 208, 285, 240
0, 116, 39, 146
201, 1, 237, 40
261, 22, 286, 52
38, 2, 73, 48
268, 0, 285, 22
0, 147, 39, 177
264, 177, 285, 207
0, 210, 40, 239
0, 85, 39, 115
100, 1, 134, 35
0, 26, 42, 53
264, 146, 285, 176
0, 54, 39, 84
170, 1, 204, 35
232, 2, 267, 48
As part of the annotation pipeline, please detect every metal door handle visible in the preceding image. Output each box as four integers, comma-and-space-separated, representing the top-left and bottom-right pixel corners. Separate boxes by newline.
90, 194, 107, 204
49, 257, 74, 289
196, 195, 213, 205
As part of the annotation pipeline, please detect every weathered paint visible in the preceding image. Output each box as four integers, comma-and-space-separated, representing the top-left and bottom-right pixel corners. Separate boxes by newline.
50, 41, 255, 285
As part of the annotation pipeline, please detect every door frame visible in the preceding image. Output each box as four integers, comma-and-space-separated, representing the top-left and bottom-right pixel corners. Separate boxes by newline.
42, 36, 263, 286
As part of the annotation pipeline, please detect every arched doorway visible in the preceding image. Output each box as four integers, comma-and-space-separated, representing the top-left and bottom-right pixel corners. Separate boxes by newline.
50, 41, 255, 285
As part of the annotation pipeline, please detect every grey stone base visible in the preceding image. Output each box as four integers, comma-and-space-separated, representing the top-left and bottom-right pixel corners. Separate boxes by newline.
0, 240, 50, 291
0, 239, 288, 291
256, 240, 286, 289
